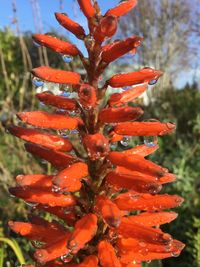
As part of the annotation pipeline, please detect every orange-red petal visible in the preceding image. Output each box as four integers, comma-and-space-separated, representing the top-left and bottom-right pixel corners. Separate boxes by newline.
83, 133, 109, 160
102, 36, 143, 63
109, 84, 148, 107
68, 214, 97, 254
55, 13, 86, 39
32, 66, 80, 84
93, 15, 118, 44
95, 196, 121, 227
126, 211, 178, 227
98, 240, 121, 267
32, 34, 79, 56
77, 0, 96, 18
114, 192, 184, 211
53, 162, 88, 192
16, 174, 53, 188
105, 0, 137, 17
114, 122, 176, 136
25, 143, 75, 170
99, 107, 143, 123
34, 234, 70, 263
17, 111, 79, 130
122, 144, 159, 157
8, 125, 72, 151
9, 186, 76, 207
108, 151, 168, 177
106, 171, 162, 194
36, 92, 77, 111
78, 84, 97, 109
107, 68, 163, 88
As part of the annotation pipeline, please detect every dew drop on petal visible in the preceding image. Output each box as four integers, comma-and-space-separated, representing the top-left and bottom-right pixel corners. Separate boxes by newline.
146, 260, 152, 264
120, 136, 130, 147
52, 185, 61, 193
25, 202, 38, 207
144, 136, 157, 147
148, 79, 158, 85
32, 77, 44, 87
61, 54, 73, 63
171, 251, 180, 257
33, 40, 41, 48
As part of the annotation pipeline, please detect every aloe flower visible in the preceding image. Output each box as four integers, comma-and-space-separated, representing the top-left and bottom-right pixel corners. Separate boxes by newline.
8, 0, 184, 266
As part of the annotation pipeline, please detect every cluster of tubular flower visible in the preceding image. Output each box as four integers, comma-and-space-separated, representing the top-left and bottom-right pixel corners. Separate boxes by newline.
8, 0, 184, 266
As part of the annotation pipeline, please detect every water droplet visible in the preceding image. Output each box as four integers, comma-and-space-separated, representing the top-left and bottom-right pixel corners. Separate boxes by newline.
139, 240, 147, 247
120, 136, 130, 147
25, 202, 38, 207
148, 79, 158, 85
122, 86, 131, 91
146, 260, 152, 264
70, 129, 79, 134
144, 136, 157, 147
60, 91, 71, 97
61, 254, 70, 263
171, 251, 180, 257
32, 77, 44, 87
61, 54, 73, 63
52, 185, 61, 193
33, 40, 41, 47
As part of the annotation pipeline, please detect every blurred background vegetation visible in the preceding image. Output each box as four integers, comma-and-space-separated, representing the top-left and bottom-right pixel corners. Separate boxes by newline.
0, 0, 200, 266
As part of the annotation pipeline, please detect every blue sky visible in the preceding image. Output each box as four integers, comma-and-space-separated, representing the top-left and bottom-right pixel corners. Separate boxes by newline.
0, 0, 199, 88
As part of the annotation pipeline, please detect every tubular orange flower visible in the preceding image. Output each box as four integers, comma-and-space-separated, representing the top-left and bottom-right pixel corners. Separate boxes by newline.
105, 0, 137, 17
32, 66, 81, 84
99, 106, 144, 123
108, 68, 163, 87
93, 15, 118, 44
32, 34, 80, 55
36, 92, 78, 110
55, 13, 86, 39
7, 0, 184, 266
8, 125, 73, 151
108, 84, 148, 107
77, 0, 96, 19
102, 36, 143, 63
17, 111, 79, 130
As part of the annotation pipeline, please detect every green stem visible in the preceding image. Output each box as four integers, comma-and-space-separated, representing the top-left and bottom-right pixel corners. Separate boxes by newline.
0, 237, 25, 265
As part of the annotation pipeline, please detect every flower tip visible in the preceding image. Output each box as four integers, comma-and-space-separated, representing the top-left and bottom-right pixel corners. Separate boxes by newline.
8, 220, 14, 227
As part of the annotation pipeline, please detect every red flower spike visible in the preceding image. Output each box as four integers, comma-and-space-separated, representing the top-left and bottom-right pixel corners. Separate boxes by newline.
32, 34, 79, 56
68, 214, 98, 254
78, 84, 97, 109
34, 234, 71, 264
52, 162, 88, 192
127, 211, 178, 227
106, 171, 162, 194
9, 186, 76, 207
105, 0, 137, 17
122, 144, 159, 157
55, 13, 86, 39
114, 192, 184, 211
95, 195, 121, 228
16, 174, 53, 188
99, 106, 143, 123
114, 121, 176, 136
36, 93, 78, 111
8, 125, 72, 151
107, 68, 163, 88
17, 111, 79, 130
32, 66, 80, 84
9, 0, 184, 265
25, 143, 75, 170
98, 240, 121, 267
102, 36, 143, 63
109, 84, 148, 107
83, 133, 109, 160
77, 0, 96, 19
108, 152, 168, 177
93, 15, 118, 44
